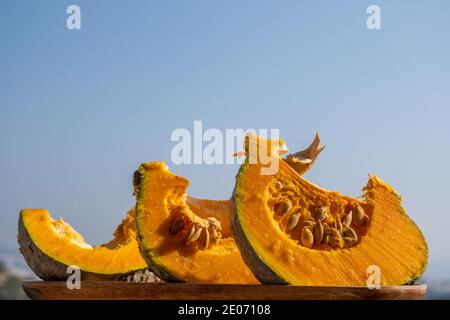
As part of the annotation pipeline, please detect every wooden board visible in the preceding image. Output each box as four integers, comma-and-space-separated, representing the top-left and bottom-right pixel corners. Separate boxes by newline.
23, 281, 427, 300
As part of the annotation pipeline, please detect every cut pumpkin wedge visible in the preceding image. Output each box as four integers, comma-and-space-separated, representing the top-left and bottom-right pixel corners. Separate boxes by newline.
231, 138, 428, 286
133, 162, 258, 283
18, 208, 151, 280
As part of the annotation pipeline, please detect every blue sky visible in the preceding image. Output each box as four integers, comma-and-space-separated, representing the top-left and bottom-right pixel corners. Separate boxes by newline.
1, 1, 449, 279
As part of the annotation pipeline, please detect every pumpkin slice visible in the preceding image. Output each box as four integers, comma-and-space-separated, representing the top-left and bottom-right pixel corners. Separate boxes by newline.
231, 138, 428, 286
133, 162, 258, 283
18, 208, 156, 281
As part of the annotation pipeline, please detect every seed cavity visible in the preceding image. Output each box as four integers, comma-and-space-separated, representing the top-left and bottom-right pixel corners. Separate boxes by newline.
268, 179, 369, 251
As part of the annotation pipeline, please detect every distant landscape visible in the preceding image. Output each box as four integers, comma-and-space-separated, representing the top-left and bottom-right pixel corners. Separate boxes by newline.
0, 245, 449, 300
0, 245, 34, 299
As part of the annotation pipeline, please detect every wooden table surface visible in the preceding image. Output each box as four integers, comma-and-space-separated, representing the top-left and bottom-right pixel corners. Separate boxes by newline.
23, 281, 427, 300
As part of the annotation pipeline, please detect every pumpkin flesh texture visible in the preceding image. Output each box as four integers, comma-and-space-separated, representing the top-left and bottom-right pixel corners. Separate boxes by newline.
18, 208, 148, 280
233, 159, 428, 286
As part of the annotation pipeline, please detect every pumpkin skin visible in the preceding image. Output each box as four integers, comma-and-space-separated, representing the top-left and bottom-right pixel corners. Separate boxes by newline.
231, 146, 428, 286
18, 208, 153, 281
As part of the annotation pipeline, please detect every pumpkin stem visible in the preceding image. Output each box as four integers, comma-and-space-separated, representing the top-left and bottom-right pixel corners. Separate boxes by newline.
285, 132, 325, 164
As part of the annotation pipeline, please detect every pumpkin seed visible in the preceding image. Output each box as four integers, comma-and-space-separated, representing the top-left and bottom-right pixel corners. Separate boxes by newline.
274, 200, 292, 216
313, 220, 324, 245
323, 233, 330, 245
341, 212, 352, 228
353, 204, 366, 227
274, 181, 283, 190
343, 237, 356, 247
331, 220, 337, 230
170, 218, 185, 235
185, 224, 202, 246
299, 220, 316, 230
191, 225, 203, 243
336, 219, 343, 234
301, 227, 314, 248
207, 217, 222, 231
330, 228, 343, 248
286, 213, 300, 231
322, 222, 331, 233
331, 228, 341, 239
312, 207, 328, 221
200, 228, 210, 250
183, 224, 196, 246
343, 227, 358, 241
210, 229, 219, 243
